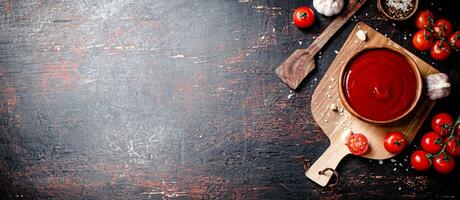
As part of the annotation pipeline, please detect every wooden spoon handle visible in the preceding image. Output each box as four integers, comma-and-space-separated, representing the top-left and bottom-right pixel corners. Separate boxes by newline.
306, 0, 368, 55
275, 0, 367, 89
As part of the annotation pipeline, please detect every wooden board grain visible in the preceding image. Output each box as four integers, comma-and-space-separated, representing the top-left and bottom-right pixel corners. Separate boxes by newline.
305, 22, 439, 187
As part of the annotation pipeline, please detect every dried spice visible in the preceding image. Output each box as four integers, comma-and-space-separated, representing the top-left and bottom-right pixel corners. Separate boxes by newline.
384, 0, 415, 19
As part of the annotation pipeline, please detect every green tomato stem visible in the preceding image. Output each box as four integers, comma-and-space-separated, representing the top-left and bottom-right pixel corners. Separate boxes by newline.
432, 115, 460, 158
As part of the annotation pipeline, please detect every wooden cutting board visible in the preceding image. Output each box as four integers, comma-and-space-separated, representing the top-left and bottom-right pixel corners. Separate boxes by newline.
305, 22, 439, 187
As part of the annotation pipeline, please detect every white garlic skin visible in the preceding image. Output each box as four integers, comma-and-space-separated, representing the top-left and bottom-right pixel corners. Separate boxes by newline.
313, 0, 344, 17
426, 73, 450, 100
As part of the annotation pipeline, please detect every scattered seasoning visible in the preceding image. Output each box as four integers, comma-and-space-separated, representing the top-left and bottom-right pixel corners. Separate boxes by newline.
383, 0, 415, 20
379, 160, 384, 165
334, 50, 339, 54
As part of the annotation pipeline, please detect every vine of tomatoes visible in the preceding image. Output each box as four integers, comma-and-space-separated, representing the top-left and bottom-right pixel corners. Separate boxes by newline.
411, 113, 460, 174
412, 10, 458, 61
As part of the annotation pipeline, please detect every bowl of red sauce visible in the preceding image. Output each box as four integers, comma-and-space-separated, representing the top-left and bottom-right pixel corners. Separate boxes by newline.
338, 47, 422, 124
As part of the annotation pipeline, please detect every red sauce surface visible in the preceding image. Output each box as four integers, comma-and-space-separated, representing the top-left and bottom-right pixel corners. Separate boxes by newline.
343, 48, 418, 122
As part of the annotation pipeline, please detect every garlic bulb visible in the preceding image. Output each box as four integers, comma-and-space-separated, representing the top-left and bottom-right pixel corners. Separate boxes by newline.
426, 73, 450, 100
313, 0, 344, 17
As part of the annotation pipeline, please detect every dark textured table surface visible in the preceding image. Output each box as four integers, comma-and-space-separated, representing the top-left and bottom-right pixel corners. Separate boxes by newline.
1, 0, 460, 199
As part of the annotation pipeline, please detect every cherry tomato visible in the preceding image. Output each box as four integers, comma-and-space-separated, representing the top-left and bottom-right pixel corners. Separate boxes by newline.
448, 31, 460, 51
456, 125, 460, 136
347, 133, 369, 155
430, 40, 452, 61
293, 6, 315, 29
415, 10, 435, 30
432, 19, 453, 39
383, 131, 406, 154
420, 132, 443, 154
431, 113, 454, 137
445, 136, 460, 157
433, 154, 455, 174
410, 150, 432, 171
412, 29, 434, 51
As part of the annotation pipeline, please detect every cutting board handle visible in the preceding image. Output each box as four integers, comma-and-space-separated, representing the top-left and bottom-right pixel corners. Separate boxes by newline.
305, 141, 350, 187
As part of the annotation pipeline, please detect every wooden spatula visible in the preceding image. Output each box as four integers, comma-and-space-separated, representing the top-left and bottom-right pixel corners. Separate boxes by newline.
275, 0, 368, 89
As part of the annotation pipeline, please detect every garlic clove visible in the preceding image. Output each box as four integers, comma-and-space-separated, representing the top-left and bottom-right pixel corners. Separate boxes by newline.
356, 30, 367, 41
341, 129, 353, 144
330, 103, 339, 112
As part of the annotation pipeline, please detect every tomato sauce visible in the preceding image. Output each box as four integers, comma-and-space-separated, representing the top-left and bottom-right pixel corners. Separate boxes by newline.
342, 48, 418, 122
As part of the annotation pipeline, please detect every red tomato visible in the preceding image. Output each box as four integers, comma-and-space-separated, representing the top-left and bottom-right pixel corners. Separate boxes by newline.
448, 31, 460, 51
433, 154, 455, 174
456, 125, 460, 136
415, 10, 435, 30
293, 6, 315, 29
431, 113, 454, 137
432, 19, 453, 39
420, 132, 443, 154
445, 136, 460, 157
431, 40, 452, 61
412, 29, 434, 51
410, 150, 432, 171
347, 133, 369, 155
383, 131, 406, 154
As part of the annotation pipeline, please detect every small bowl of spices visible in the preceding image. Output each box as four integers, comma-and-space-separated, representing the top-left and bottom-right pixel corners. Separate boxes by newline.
377, 0, 419, 21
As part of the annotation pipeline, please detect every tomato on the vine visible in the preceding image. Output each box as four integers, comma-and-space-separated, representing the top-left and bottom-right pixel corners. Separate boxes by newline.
412, 29, 434, 51
415, 10, 435, 30
292, 6, 315, 29
410, 150, 432, 171
431, 113, 454, 137
347, 133, 369, 155
384, 131, 406, 154
432, 19, 453, 39
448, 31, 460, 51
421, 132, 443, 154
433, 154, 455, 174
431, 40, 452, 61
445, 136, 460, 157
456, 125, 460, 136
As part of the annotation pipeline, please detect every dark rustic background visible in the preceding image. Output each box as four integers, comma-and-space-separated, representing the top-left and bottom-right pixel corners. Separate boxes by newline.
0, 0, 459, 199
